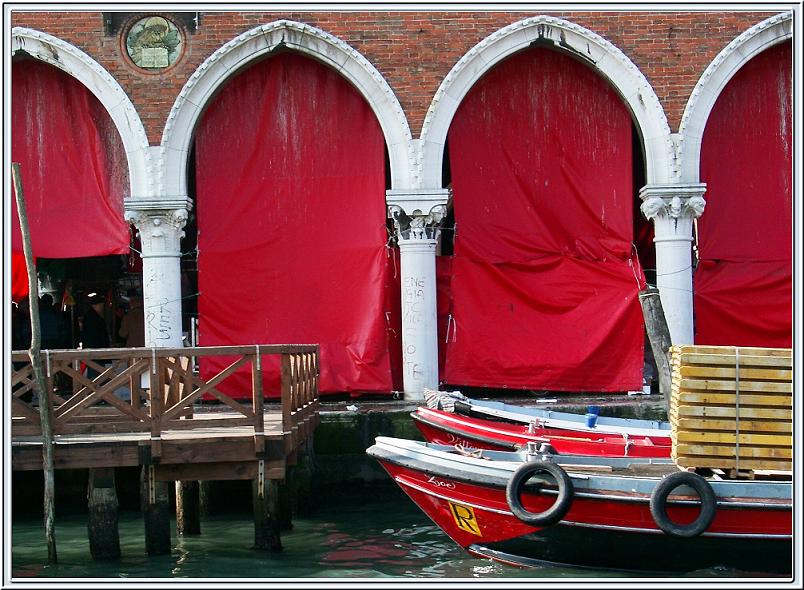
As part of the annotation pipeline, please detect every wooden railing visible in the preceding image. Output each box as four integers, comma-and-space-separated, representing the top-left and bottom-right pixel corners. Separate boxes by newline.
11, 345, 319, 457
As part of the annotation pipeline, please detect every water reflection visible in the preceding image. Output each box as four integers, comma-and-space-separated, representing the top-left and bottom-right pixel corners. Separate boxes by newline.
11, 496, 762, 580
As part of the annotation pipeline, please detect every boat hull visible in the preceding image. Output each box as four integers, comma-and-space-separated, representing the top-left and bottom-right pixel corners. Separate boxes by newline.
413, 407, 672, 457
466, 526, 791, 575
368, 440, 792, 574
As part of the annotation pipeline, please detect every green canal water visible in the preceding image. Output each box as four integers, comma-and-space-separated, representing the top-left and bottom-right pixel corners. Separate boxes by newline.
11, 488, 782, 581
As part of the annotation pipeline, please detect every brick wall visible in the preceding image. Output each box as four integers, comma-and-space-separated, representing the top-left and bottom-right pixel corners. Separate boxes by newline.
11, 10, 779, 144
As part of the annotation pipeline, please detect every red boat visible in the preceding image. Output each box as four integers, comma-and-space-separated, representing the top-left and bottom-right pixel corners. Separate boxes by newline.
423, 389, 671, 435
367, 437, 793, 574
413, 406, 672, 458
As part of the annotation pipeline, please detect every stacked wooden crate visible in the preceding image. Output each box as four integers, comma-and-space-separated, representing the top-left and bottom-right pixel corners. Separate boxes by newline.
669, 345, 792, 473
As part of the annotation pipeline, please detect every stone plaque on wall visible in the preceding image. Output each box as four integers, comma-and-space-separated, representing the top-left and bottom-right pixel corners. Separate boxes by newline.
125, 16, 183, 70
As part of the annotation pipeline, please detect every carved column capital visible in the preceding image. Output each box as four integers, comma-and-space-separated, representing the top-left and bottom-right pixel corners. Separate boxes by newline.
638, 184, 707, 221
124, 197, 193, 256
389, 203, 447, 242
387, 188, 450, 242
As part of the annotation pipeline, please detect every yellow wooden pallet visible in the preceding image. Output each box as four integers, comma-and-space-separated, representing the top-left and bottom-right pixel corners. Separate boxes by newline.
671, 405, 792, 421
668, 344, 793, 473
672, 456, 792, 471
672, 345, 792, 357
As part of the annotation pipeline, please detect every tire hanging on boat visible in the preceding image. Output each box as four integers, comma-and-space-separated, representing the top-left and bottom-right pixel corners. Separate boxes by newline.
505, 461, 574, 527
649, 471, 717, 538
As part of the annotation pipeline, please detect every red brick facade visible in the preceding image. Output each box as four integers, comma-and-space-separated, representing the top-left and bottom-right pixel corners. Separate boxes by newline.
11, 9, 779, 144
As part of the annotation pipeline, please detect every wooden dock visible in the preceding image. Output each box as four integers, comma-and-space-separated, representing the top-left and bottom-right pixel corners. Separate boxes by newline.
11, 344, 320, 558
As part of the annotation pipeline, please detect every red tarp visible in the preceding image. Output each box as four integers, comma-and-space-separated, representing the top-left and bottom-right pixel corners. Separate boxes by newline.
11, 59, 129, 258
696, 42, 792, 347
442, 48, 645, 391
384, 247, 404, 393
195, 52, 394, 397
436, 256, 453, 379
12, 252, 30, 302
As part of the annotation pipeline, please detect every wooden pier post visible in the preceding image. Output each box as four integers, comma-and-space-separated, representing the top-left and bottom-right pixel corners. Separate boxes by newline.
87, 468, 121, 560
140, 465, 172, 555
175, 481, 201, 535
252, 462, 282, 551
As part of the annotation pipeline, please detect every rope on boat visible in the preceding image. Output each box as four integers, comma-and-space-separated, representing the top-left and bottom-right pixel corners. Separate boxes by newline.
454, 444, 484, 459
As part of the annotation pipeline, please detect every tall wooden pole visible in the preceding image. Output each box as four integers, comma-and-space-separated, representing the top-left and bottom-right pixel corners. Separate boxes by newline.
12, 162, 57, 564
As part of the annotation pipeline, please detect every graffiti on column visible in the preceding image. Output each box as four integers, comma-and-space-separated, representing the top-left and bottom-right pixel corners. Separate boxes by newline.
403, 275, 426, 384
144, 268, 172, 341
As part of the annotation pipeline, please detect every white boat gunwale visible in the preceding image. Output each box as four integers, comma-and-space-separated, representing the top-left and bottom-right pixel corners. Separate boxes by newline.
369, 437, 792, 502
456, 398, 671, 436
414, 407, 668, 450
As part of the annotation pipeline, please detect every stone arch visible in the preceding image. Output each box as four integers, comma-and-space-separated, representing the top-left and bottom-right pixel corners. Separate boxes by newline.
419, 15, 674, 188
160, 20, 414, 198
11, 27, 153, 197
677, 12, 792, 183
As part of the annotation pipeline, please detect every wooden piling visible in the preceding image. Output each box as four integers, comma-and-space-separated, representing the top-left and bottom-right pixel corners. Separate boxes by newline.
277, 474, 294, 531
175, 481, 201, 535
199, 480, 213, 516
87, 468, 121, 560
140, 465, 172, 555
13, 162, 57, 564
638, 286, 673, 410
295, 436, 317, 516
252, 462, 282, 551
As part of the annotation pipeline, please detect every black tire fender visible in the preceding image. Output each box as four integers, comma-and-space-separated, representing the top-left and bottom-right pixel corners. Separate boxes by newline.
505, 460, 574, 527
649, 471, 717, 538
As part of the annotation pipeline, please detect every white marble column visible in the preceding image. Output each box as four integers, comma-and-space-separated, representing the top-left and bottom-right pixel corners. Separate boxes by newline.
387, 189, 449, 400
639, 184, 706, 345
124, 198, 193, 348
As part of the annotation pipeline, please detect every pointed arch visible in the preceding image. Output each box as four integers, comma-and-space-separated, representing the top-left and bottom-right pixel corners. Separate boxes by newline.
11, 27, 152, 197
677, 12, 792, 183
419, 15, 673, 188
160, 20, 413, 198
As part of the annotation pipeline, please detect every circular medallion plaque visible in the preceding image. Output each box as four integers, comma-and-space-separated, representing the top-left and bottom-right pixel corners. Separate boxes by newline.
126, 16, 183, 70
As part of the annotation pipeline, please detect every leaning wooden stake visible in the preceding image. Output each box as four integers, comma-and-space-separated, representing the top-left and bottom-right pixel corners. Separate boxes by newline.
12, 162, 57, 564
638, 286, 673, 411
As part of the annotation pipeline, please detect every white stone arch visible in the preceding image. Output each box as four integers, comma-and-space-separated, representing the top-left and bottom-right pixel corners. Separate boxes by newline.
677, 12, 792, 183
11, 27, 153, 197
419, 15, 674, 188
160, 20, 414, 198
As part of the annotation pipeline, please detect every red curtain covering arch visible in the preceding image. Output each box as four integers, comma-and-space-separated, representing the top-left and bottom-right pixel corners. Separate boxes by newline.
11, 58, 129, 259
12, 252, 30, 303
442, 48, 645, 392
695, 41, 792, 347
194, 52, 394, 397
